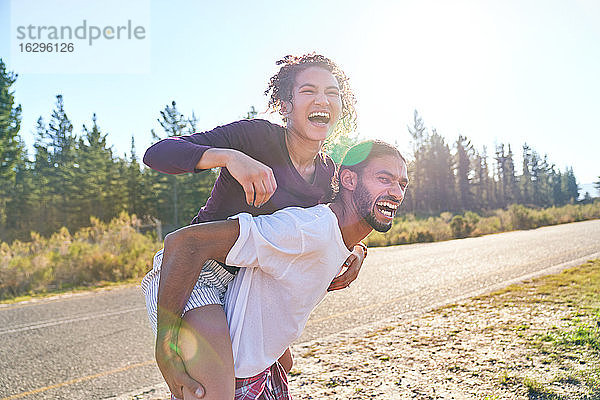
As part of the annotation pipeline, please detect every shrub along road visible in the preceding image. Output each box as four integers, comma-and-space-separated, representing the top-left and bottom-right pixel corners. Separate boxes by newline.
1, 219, 599, 399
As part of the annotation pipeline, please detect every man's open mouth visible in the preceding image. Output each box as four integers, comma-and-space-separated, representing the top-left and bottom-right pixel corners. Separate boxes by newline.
308, 111, 330, 125
375, 200, 398, 219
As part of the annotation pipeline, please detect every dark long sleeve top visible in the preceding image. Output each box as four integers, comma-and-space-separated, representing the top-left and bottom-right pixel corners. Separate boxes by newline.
143, 119, 336, 225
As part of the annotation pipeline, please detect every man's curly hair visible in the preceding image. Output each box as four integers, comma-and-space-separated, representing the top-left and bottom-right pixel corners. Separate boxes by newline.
265, 53, 357, 140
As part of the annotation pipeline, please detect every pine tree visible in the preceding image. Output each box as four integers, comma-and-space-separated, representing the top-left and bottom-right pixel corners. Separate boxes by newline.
187, 112, 199, 134
455, 135, 474, 211
153, 101, 216, 231
77, 114, 123, 226
126, 136, 144, 217
491, 158, 501, 209
520, 144, 534, 205
530, 152, 553, 207
551, 169, 566, 206
505, 144, 517, 204
4, 136, 34, 241
0, 59, 23, 229
47, 95, 77, 228
472, 149, 491, 210
408, 110, 426, 150
31, 117, 57, 235
494, 144, 517, 207
563, 167, 579, 203
159, 101, 188, 137
407, 110, 427, 212
422, 129, 455, 213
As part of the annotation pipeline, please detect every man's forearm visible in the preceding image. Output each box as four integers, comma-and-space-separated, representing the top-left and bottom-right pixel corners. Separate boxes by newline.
157, 236, 207, 333
156, 232, 210, 362
156, 220, 241, 340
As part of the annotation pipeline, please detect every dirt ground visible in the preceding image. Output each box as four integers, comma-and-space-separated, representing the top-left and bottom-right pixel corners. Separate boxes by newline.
288, 302, 597, 399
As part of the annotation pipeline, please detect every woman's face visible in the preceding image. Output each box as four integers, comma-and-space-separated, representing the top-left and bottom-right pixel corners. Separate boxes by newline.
283, 66, 342, 142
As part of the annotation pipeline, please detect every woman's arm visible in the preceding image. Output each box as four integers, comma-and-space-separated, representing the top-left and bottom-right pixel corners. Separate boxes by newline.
143, 119, 269, 174
144, 119, 277, 207
198, 148, 277, 207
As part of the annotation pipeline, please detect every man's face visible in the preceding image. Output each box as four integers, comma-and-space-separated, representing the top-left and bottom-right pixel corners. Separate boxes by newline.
353, 155, 409, 232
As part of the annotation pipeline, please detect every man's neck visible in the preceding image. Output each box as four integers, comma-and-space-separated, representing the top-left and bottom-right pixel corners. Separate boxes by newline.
328, 200, 373, 250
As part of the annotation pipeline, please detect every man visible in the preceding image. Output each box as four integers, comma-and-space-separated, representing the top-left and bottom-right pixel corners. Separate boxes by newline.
156, 140, 409, 399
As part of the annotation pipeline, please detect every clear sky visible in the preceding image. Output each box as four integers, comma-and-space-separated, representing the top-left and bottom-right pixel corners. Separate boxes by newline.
1, 0, 599, 191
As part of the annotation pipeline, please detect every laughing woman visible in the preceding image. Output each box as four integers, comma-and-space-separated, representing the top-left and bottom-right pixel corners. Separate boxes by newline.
141, 54, 367, 399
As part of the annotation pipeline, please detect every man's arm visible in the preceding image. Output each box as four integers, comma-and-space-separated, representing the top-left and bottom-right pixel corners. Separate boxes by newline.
156, 219, 240, 399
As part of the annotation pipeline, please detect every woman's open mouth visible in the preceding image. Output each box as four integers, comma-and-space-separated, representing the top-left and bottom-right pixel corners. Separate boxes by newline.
308, 111, 330, 125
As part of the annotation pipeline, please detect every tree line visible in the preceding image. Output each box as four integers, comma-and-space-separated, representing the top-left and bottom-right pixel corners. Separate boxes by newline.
0, 60, 594, 244
403, 111, 583, 215
0, 60, 216, 243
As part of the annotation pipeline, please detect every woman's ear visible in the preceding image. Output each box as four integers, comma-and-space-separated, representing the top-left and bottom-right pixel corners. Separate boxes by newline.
281, 100, 292, 119
339, 168, 358, 191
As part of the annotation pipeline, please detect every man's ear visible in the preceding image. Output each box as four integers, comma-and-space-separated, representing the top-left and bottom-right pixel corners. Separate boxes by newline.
339, 168, 358, 191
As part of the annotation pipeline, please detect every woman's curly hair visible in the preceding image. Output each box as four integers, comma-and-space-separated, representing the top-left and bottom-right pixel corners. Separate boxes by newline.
265, 53, 357, 141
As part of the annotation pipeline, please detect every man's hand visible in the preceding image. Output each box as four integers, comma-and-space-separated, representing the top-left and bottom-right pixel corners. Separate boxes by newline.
327, 244, 366, 291
155, 327, 205, 399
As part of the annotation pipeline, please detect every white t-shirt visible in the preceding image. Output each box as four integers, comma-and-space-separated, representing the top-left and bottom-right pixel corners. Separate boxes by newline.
224, 204, 352, 378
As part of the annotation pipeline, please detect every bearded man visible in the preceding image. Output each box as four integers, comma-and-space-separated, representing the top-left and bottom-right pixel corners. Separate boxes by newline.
153, 140, 408, 400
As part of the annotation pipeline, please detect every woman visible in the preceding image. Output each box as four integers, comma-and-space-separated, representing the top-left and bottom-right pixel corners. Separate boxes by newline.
142, 54, 367, 399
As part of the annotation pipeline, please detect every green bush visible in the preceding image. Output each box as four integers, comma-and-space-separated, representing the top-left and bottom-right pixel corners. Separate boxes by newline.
450, 215, 473, 238
509, 204, 535, 230
364, 200, 600, 247
2, 201, 599, 298
411, 230, 434, 243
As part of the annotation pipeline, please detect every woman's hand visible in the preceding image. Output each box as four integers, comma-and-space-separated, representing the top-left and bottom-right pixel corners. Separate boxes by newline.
225, 150, 277, 208
327, 244, 367, 291
199, 148, 277, 208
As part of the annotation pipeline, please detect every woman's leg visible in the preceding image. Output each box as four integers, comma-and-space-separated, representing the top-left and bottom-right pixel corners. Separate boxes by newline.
178, 304, 235, 400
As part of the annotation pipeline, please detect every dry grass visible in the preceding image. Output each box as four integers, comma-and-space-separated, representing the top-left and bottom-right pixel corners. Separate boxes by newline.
365, 201, 600, 247
0, 213, 160, 301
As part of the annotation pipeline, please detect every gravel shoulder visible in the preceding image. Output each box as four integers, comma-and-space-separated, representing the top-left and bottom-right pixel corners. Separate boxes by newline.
124, 260, 600, 400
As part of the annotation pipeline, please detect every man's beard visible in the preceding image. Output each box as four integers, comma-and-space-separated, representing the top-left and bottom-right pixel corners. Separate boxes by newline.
354, 179, 393, 233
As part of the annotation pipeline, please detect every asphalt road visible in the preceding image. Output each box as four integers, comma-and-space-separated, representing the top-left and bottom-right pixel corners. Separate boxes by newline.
1, 219, 599, 399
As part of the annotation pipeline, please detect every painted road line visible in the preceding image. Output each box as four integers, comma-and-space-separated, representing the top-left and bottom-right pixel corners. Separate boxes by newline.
0, 360, 156, 400
0, 307, 146, 335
